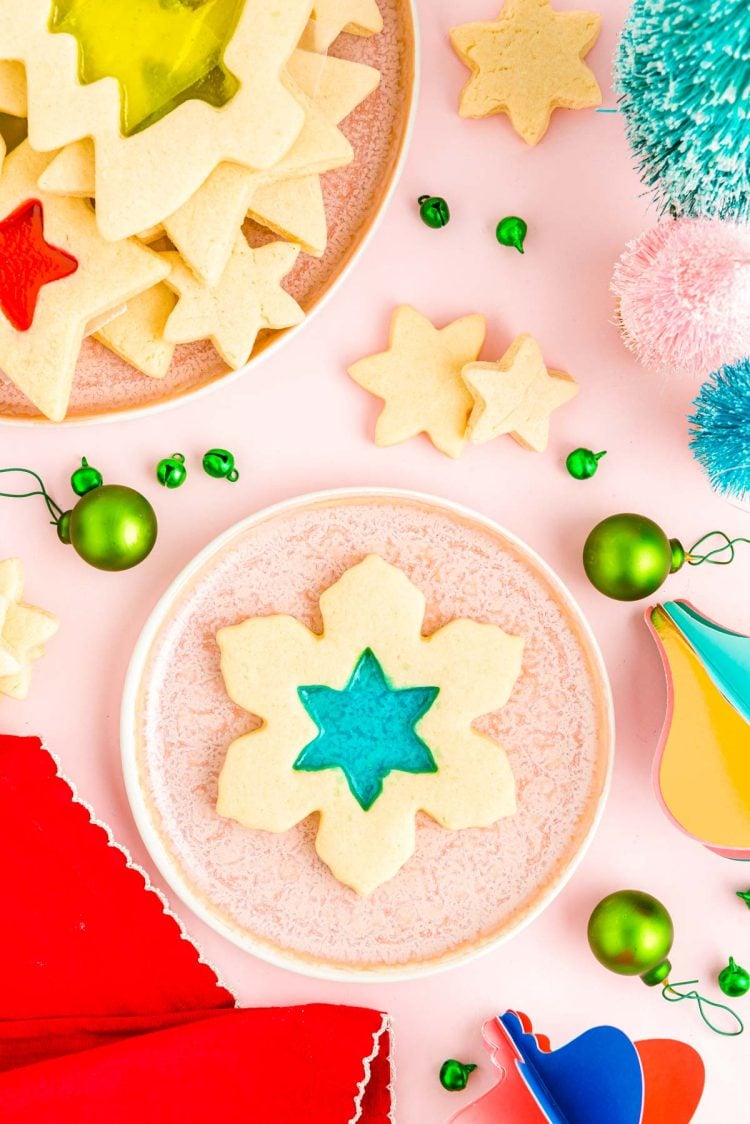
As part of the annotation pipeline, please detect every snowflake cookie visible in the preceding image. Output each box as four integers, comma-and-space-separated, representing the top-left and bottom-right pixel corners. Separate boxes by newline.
217, 554, 523, 895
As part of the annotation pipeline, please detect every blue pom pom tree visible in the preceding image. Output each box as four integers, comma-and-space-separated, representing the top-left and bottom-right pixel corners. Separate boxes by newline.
616, 0, 750, 221
690, 358, 750, 502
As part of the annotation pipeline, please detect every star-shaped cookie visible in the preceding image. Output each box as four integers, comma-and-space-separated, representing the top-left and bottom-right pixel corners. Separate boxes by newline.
247, 174, 327, 257
162, 54, 378, 281
462, 333, 578, 451
0, 143, 169, 420
300, 0, 383, 52
0, 558, 58, 701
163, 240, 304, 369
0, 0, 314, 239
95, 283, 177, 380
163, 87, 352, 284
348, 305, 486, 458
38, 52, 380, 273
450, 0, 602, 145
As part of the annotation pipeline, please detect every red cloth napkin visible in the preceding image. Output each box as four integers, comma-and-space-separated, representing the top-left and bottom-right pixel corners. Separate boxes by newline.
0, 736, 392, 1122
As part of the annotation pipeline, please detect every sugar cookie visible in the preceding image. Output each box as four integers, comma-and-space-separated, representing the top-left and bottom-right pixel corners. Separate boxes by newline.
0, 558, 58, 701
300, 0, 383, 52
39, 54, 379, 274
450, 0, 602, 145
163, 241, 304, 369
0, 0, 314, 239
247, 174, 327, 257
348, 305, 486, 458
217, 554, 522, 895
0, 143, 169, 420
95, 283, 177, 380
462, 333, 579, 451
163, 55, 377, 284
0, 60, 26, 117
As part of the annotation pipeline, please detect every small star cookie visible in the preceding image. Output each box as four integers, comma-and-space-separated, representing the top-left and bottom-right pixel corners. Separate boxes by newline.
462, 333, 578, 451
348, 305, 486, 458
163, 240, 304, 369
450, 0, 602, 145
217, 554, 522, 894
0, 558, 58, 701
300, 0, 383, 52
0, 143, 169, 420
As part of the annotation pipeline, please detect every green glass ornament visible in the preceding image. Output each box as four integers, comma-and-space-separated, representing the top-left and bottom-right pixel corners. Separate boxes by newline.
156, 453, 187, 489
62, 486, 158, 571
0, 464, 159, 572
588, 889, 744, 1036
202, 448, 239, 482
418, 195, 450, 229
583, 513, 685, 601
588, 890, 674, 985
737, 890, 750, 909
71, 457, 103, 496
566, 448, 606, 480
439, 1059, 477, 1092
496, 215, 527, 253
718, 957, 750, 998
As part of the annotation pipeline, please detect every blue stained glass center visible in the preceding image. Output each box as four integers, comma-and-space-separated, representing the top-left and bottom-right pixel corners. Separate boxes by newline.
294, 648, 439, 811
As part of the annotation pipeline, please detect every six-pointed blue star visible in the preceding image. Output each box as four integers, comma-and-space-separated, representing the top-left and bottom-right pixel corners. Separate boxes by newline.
294, 648, 440, 811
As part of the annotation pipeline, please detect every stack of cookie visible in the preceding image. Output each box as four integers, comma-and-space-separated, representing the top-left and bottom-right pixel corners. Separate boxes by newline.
0, 0, 383, 420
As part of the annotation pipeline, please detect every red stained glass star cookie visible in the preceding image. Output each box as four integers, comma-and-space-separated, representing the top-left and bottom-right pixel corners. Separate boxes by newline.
0, 199, 78, 331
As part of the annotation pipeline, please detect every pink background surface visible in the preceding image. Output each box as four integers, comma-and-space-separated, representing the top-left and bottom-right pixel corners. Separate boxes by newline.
2, 1, 749, 1119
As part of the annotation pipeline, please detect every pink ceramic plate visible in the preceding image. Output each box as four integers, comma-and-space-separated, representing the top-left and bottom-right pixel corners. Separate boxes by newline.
122, 490, 614, 980
0, 2, 417, 424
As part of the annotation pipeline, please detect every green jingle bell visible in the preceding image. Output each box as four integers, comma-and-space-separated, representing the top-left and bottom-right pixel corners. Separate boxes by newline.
418, 195, 450, 229
583, 513, 685, 601
718, 957, 750, 998
70, 456, 103, 496
566, 448, 606, 480
59, 485, 158, 572
588, 890, 674, 986
156, 453, 187, 489
203, 448, 239, 482
496, 215, 527, 253
439, 1059, 477, 1091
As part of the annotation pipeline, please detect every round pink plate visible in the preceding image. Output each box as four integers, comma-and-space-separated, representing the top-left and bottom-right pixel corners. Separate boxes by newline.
0, 1, 417, 424
121, 490, 614, 980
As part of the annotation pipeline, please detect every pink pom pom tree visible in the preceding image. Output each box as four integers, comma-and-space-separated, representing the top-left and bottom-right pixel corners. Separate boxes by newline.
612, 218, 750, 378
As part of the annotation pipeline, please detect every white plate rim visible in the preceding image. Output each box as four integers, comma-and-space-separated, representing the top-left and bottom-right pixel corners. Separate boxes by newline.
121, 486, 615, 983
0, 2, 421, 428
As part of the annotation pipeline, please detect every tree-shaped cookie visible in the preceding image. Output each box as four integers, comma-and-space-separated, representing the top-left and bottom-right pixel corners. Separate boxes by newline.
0, 0, 313, 238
